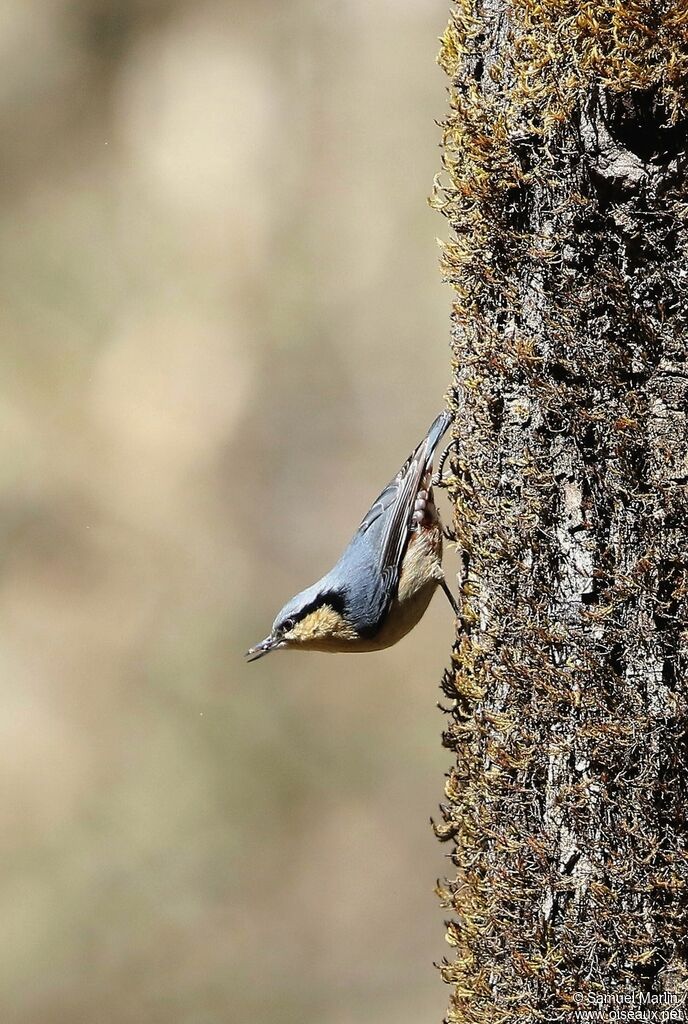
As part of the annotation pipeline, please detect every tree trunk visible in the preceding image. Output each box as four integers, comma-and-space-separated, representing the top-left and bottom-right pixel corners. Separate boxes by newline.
433, 1, 688, 1020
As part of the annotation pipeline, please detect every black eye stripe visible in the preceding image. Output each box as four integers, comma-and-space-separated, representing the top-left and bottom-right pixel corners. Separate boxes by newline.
285, 590, 347, 629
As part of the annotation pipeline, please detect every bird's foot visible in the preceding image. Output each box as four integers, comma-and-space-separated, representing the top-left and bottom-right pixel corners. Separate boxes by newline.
431, 438, 458, 489
439, 577, 460, 615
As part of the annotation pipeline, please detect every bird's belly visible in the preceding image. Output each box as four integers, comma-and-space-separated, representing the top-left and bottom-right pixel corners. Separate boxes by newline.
365, 580, 438, 650
355, 526, 443, 652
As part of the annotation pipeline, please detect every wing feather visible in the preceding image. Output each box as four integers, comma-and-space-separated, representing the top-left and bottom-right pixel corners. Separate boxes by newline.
353, 411, 451, 629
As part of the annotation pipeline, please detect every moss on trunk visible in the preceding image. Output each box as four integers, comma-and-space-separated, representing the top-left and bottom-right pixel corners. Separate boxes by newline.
434, 1, 688, 1019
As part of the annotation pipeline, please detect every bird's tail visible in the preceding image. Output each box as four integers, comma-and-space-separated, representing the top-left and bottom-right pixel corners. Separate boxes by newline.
423, 409, 453, 462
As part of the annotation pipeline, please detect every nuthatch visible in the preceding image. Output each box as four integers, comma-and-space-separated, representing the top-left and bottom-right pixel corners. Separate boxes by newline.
246, 411, 457, 661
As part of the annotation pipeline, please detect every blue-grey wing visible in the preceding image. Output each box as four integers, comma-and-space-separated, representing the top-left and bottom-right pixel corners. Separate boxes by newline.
339, 411, 452, 635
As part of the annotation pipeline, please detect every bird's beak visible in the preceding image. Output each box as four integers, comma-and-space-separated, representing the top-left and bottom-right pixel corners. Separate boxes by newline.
245, 635, 284, 662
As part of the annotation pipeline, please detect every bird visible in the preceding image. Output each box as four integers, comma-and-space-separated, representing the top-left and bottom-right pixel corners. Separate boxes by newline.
246, 410, 458, 661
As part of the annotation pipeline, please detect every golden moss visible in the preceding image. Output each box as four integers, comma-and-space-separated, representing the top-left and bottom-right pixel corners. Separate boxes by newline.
435, 0, 688, 312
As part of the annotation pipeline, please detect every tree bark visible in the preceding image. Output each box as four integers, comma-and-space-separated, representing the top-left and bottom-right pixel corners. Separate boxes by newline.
433, 2, 688, 1020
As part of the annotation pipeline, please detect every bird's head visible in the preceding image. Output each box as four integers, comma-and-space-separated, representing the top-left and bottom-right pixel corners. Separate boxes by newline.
246, 584, 356, 660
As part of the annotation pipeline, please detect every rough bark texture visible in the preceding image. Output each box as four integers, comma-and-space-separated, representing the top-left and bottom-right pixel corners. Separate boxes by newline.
433, 2, 688, 1020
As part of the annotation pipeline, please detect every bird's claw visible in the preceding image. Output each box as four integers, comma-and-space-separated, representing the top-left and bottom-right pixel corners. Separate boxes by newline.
431, 472, 453, 488
431, 437, 458, 489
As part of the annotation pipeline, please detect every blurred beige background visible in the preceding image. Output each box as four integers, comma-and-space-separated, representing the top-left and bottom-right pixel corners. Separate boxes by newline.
0, 1, 454, 1021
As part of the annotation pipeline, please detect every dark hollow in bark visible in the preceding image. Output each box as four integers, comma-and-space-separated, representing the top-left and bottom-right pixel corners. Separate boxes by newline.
433, 2, 688, 1020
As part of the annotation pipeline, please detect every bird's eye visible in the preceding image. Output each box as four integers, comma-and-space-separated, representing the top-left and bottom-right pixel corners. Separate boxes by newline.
281, 617, 295, 634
